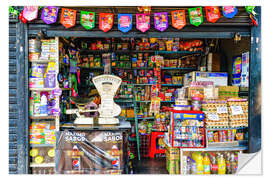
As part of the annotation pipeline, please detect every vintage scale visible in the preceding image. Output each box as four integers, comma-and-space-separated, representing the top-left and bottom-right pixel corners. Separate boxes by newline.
66, 74, 122, 125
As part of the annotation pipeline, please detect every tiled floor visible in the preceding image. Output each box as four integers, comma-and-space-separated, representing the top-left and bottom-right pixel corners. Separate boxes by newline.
132, 158, 168, 174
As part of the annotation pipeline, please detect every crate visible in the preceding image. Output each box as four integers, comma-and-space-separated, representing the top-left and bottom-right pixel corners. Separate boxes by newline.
139, 134, 150, 158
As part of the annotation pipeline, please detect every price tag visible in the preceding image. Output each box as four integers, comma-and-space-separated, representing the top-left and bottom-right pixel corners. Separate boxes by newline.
217, 106, 228, 114
207, 113, 219, 121
231, 105, 243, 115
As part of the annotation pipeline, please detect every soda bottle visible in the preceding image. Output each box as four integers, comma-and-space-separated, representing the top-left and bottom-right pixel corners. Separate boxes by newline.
71, 145, 81, 171
225, 152, 232, 174
231, 153, 238, 174
210, 155, 218, 174
218, 154, 226, 174
203, 153, 211, 174
196, 152, 204, 175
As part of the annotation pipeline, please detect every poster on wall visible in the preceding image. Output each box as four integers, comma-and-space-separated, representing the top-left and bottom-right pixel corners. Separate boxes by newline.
222, 6, 238, 19
22, 6, 38, 21
136, 13, 150, 33
188, 7, 203, 27
171, 10, 186, 30
60, 8, 77, 28
41, 6, 59, 24
99, 13, 114, 32
154, 12, 168, 32
205, 6, 221, 23
81, 11, 95, 30
118, 14, 132, 33
55, 130, 125, 174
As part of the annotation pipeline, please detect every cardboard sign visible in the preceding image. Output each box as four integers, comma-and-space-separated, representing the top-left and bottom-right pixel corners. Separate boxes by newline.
188, 7, 203, 26
41, 6, 59, 24
222, 6, 238, 19
217, 106, 228, 114
22, 6, 38, 21
171, 10, 186, 30
60, 8, 77, 28
81, 11, 95, 30
136, 13, 150, 32
205, 6, 220, 23
99, 13, 114, 32
154, 12, 168, 32
207, 113, 219, 121
118, 14, 132, 33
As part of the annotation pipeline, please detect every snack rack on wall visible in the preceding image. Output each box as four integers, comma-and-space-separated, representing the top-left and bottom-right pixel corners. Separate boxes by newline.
29, 37, 60, 173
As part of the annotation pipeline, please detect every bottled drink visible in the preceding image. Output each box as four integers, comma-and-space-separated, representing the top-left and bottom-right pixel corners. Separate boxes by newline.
71, 145, 81, 171
210, 155, 218, 174
203, 153, 211, 174
196, 152, 204, 175
225, 152, 232, 174
218, 154, 226, 174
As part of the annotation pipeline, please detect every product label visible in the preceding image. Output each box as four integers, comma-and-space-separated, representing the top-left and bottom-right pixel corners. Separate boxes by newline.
188, 7, 203, 27
217, 106, 228, 114
60, 8, 77, 28
207, 113, 219, 121
174, 113, 204, 120
136, 13, 150, 32
118, 14, 132, 33
231, 105, 243, 115
80, 11, 95, 30
64, 131, 87, 142
41, 6, 58, 24
99, 13, 114, 32
205, 6, 221, 23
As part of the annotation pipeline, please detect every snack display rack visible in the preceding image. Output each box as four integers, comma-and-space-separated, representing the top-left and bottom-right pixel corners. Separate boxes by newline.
28, 37, 60, 173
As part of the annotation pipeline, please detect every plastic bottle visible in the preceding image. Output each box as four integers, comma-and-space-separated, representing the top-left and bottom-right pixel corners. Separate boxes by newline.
225, 152, 232, 174
40, 94, 48, 116
218, 154, 226, 174
230, 153, 238, 174
210, 155, 218, 174
196, 152, 204, 174
203, 153, 211, 174
189, 157, 197, 175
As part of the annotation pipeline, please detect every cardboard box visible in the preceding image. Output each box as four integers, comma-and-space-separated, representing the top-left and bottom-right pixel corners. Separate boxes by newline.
184, 71, 228, 87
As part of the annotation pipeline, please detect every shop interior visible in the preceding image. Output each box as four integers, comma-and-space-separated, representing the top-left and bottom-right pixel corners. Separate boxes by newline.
28, 35, 250, 174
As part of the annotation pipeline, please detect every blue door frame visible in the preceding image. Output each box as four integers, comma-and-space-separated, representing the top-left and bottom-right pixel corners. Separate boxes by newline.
10, 8, 261, 173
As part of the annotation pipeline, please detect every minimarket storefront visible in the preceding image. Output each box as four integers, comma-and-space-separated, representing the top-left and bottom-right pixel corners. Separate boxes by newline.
8, 6, 261, 174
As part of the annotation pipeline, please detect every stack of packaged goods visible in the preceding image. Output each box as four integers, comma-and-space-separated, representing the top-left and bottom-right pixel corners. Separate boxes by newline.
39, 39, 57, 61
182, 151, 238, 175
120, 108, 135, 119
160, 87, 177, 101
165, 143, 180, 174
227, 99, 248, 127
152, 112, 169, 131
29, 122, 56, 145
218, 86, 239, 99
135, 86, 151, 101
135, 69, 155, 84
132, 53, 154, 68
116, 85, 133, 99
202, 100, 229, 128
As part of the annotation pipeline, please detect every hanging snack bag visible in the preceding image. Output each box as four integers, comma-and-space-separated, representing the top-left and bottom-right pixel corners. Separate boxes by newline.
23, 6, 38, 22
171, 10, 186, 30
154, 12, 168, 32
222, 6, 238, 19
60, 8, 77, 28
205, 6, 221, 23
136, 13, 150, 32
118, 14, 132, 33
80, 11, 95, 30
41, 6, 59, 24
188, 7, 203, 27
99, 13, 114, 32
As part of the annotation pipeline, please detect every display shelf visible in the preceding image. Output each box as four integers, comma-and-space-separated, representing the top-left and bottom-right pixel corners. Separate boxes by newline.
161, 67, 197, 70
206, 126, 248, 130
180, 146, 248, 151
29, 116, 57, 120
135, 100, 151, 103
132, 67, 154, 70
133, 84, 153, 86
115, 99, 133, 103
29, 87, 55, 91
30, 163, 55, 168
30, 144, 55, 148
137, 117, 155, 120
29, 59, 56, 63
156, 51, 202, 54
78, 66, 104, 70
79, 49, 110, 54
126, 117, 135, 121
161, 84, 183, 87
161, 100, 175, 103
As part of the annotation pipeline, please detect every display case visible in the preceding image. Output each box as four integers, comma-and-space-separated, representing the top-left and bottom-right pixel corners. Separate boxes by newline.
169, 110, 205, 148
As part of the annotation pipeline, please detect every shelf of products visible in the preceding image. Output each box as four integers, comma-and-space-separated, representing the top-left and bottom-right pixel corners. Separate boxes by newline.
29, 116, 57, 120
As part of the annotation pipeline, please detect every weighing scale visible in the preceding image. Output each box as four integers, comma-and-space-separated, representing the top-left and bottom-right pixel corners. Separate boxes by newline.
66, 74, 122, 125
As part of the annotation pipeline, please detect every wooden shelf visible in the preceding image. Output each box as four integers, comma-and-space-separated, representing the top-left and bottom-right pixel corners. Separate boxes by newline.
29, 116, 57, 120
30, 163, 55, 168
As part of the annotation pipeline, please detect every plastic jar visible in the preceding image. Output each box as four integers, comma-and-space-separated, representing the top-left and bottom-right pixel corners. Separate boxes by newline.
192, 97, 202, 111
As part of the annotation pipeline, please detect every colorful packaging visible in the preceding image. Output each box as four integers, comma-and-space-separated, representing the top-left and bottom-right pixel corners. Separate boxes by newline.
60, 8, 77, 28
171, 10, 186, 30
118, 14, 132, 33
22, 6, 38, 21
136, 14, 150, 32
188, 7, 203, 27
99, 13, 114, 32
222, 6, 238, 19
41, 6, 59, 24
241, 52, 249, 87
205, 6, 220, 23
154, 12, 168, 32
80, 11, 95, 30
